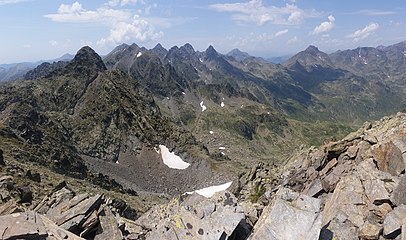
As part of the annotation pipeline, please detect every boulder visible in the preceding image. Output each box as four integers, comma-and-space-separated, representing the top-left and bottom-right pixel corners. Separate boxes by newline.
358, 222, 382, 240
322, 175, 366, 228
0, 211, 84, 240
18, 186, 33, 203
94, 206, 123, 240
372, 141, 404, 176
249, 188, 321, 240
392, 175, 406, 206
136, 191, 245, 240
383, 204, 406, 238
0, 211, 47, 239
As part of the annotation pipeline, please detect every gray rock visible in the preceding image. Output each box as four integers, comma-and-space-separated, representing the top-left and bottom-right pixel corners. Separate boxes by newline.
0, 211, 84, 240
322, 175, 366, 228
95, 206, 123, 240
363, 179, 390, 204
392, 175, 406, 206
346, 145, 359, 159
0, 211, 47, 239
304, 179, 324, 197
384, 204, 406, 237
249, 188, 321, 240
136, 191, 245, 240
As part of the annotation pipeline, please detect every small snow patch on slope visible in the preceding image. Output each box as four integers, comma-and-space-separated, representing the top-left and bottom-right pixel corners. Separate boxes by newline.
221, 102, 225, 107
186, 181, 233, 198
200, 101, 207, 112
159, 145, 190, 169
136, 52, 142, 58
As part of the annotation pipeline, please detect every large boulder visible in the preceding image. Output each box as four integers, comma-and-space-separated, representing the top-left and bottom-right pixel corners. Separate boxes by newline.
249, 187, 321, 240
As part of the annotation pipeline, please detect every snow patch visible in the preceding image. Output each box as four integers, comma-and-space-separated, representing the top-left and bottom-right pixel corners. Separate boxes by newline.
159, 145, 190, 170
182, 92, 186, 95
116, 161, 119, 164
186, 181, 233, 198
219, 147, 226, 150
199, 58, 203, 63
136, 52, 142, 58
200, 101, 207, 112
221, 102, 225, 107
209, 131, 214, 134
221, 152, 225, 156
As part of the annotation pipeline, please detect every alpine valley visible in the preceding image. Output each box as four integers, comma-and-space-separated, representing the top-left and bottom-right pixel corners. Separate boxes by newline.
0, 41, 405, 239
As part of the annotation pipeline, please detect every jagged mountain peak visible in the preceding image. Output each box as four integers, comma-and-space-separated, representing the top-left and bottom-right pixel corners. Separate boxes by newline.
71, 46, 106, 72
227, 48, 251, 61
180, 43, 195, 55
286, 44, 333, 68
304, 45, 320, 54
204, 45, 220, 60
151, 43, 168, 60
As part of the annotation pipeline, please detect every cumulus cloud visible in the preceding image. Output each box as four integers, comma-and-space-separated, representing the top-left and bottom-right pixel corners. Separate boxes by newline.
347, 22, 379, 42
311, 15, 335, 35
209, 0, 319, 26
97, 16, 163, 46
44, 1, 162, 46
44, 2, 131, 23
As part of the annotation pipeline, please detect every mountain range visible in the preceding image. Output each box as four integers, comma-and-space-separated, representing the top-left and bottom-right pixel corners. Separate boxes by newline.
0, 40, 405, 239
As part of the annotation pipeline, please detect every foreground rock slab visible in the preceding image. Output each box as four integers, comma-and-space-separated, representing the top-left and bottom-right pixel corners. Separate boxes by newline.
135, 190, 245, 240
249, 187, 321, 240
0, 211, 84, 240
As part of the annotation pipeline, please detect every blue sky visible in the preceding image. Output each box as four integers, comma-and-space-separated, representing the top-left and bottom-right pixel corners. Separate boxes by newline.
0, 0, 405, 63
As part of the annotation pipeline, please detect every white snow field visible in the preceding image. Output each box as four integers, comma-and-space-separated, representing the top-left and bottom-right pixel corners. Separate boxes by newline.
159, 145, 190, 169
186, 181, 233, 198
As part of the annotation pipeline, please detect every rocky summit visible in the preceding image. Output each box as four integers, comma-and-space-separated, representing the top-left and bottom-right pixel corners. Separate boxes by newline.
0, 42, 405, 239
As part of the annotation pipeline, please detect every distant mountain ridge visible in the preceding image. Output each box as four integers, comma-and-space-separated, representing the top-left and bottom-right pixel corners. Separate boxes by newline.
0, 53, 74, 82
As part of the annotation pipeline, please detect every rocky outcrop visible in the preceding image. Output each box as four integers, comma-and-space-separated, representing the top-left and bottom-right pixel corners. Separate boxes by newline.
249, 187, 322, 240
135, 190, 246, 240
0, 179, 141, 239
268, 112, 406, 239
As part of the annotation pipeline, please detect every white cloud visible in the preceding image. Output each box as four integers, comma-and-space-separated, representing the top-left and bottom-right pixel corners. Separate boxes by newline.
44, 2, 131, 23
209, 0, 319, 26
357, 9, 396, 16
311, 15, 335, 35
287, 36, 298, 44
347, 22, 379, 42
45, 1, 163, 46
97, 16, 163, 46
22, 44, 31, 48
275, 29, 289, 37
0, 0, 28, 5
